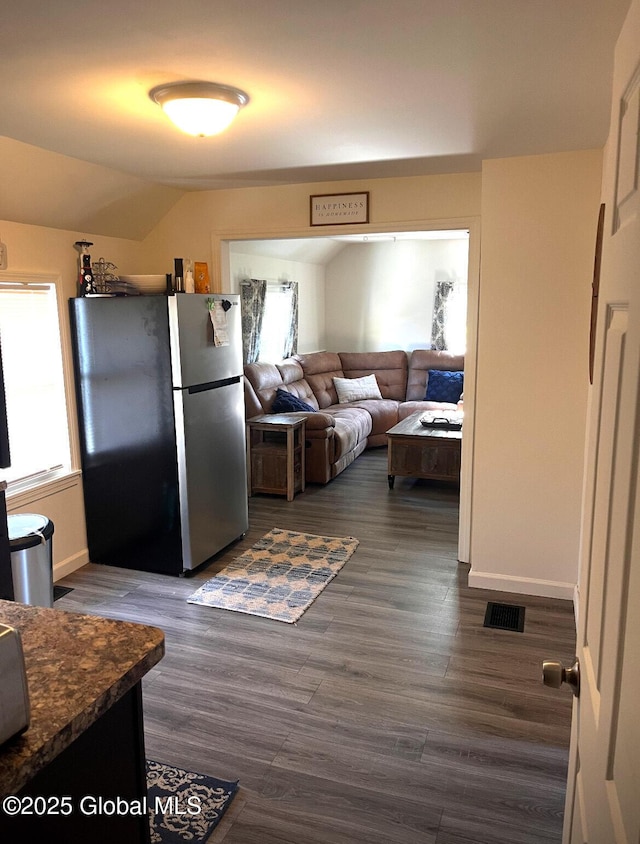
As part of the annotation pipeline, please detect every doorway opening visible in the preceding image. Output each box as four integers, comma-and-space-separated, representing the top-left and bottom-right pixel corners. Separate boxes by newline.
217, 220, 479, 565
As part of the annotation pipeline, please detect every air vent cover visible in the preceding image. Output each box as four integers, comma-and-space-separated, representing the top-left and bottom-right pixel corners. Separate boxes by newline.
53, 585, 74, 601
483, 601, 525, 632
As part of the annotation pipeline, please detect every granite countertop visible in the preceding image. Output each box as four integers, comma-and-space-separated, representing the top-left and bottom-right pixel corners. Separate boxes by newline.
0, 600, 164, 796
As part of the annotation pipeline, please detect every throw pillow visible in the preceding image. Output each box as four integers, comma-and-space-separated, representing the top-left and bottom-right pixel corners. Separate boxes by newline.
425, 370, 464, 403
271, 388, 316, 413
333, 374, 382, 404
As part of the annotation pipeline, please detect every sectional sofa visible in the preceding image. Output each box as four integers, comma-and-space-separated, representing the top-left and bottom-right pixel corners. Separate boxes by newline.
244, 349, 464, 484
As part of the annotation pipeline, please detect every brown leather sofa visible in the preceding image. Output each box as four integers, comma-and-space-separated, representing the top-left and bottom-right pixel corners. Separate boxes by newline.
244, 349, 464, 484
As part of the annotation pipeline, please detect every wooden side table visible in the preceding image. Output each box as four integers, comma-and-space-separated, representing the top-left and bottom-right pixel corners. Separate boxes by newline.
246, 414, 306, 501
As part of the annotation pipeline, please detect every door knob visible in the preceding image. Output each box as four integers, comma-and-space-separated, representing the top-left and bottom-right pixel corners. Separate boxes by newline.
542, 658, 580, 697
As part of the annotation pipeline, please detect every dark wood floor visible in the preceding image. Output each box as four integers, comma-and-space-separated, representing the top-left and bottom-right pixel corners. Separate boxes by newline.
57, 448, 576, 844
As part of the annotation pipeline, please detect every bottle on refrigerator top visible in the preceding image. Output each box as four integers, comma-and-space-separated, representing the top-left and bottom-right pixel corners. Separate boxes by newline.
174, 258, 184, 293
185, 259, 195, 293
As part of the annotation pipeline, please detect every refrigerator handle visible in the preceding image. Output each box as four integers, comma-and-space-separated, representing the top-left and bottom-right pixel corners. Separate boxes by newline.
187, 375, 242, 395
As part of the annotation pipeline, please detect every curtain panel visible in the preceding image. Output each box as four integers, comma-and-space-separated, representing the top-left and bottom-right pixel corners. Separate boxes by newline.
430, 280, 454, 351
283, 281, 299, 358
240, 278, 267, 364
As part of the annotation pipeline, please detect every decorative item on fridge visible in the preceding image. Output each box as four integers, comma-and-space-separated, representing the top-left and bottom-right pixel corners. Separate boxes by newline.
185, 259, 195, 293
91, 257, 120, 294
74, 240, 96, 296
208, 298, 231, 347
194, 262, 210, 294
174, 258, 184, 292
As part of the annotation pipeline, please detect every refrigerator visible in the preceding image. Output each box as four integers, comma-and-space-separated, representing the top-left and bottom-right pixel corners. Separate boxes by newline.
69, 293, 248, 575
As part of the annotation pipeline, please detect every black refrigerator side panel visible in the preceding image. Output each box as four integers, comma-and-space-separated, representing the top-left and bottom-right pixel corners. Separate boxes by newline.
69, 297, 182, 574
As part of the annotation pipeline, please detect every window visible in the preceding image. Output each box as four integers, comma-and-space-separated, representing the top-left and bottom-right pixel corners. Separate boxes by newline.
0, 277, 72, 488
240, 278, 298, 364
445, 280, 467, 354
259, 282, 297, 363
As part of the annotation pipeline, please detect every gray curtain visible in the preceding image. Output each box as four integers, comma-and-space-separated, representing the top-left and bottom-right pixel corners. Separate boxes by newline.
283, 281, 299, 358
240, 278, 267, 364
430, 280, 454, 350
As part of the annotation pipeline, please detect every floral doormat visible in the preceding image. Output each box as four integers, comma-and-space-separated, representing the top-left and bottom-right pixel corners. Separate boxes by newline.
147, 760, 238, 844
186, 528, 359, 623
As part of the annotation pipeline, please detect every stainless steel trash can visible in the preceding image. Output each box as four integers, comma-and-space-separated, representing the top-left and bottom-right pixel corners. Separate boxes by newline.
8, 514, 54, 608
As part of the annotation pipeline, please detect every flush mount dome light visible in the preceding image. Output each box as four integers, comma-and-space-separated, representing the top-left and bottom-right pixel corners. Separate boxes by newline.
150, 82, 249, 137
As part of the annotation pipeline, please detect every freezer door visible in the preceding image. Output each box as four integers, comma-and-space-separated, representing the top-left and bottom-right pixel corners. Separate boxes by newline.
168, 294, 242, 388
174, 378, 248, 570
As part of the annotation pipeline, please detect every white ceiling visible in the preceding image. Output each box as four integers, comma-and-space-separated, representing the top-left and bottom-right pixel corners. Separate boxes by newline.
0, 0, 630, 192
230, 230, 470, 263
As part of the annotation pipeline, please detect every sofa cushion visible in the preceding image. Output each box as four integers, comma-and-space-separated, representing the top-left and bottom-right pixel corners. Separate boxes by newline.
244, 358, 318, 414
339, 350, 408, 400
398, 400, 459, 421
425, 370, 464, 403
297, 352, 344, 408
327, 408, 373, 460
406, 349, 464, 402
243, 361, 284, 414
333, 374, 382, 403
272, 388, 316, 413
347, 398, 400, 437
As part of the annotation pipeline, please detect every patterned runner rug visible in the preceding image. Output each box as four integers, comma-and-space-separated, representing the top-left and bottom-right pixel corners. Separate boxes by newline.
186, 528, 359, 623
147, 760, 238, 844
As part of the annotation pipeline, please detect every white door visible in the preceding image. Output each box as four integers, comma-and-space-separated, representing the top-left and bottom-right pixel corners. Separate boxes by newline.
560, 3, 640, 842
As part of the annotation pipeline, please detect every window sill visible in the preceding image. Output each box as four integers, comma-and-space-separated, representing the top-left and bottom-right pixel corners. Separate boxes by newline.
5, 469, 82, 509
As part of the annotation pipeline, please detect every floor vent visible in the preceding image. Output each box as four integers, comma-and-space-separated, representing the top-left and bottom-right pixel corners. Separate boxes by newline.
483, 601, 525, 632
53, 585, 74, 601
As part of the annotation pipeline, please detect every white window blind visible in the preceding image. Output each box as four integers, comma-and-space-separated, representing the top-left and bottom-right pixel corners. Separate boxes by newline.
0, 280, 71, 486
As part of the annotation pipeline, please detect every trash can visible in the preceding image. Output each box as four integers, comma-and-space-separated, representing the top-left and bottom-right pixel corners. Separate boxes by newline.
8, 514, 54, 608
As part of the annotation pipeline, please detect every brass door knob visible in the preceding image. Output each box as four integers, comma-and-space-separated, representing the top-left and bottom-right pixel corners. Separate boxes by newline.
542, 658, 580, 697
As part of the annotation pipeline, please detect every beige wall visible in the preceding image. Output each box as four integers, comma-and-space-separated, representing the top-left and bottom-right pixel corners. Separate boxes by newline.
469, 149, 603, 597
1, 156, 602, 598
0, 219, 143, 578
138, 173, 483, 285
0, 137, 183, 240
324, 238, 469, 352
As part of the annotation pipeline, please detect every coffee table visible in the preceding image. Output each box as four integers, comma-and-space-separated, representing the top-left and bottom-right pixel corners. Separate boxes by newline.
386, 411, 462, 488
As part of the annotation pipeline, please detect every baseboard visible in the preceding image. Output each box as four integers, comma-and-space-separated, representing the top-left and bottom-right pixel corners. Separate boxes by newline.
53, 549, 89, 582
468, 569, 575, 600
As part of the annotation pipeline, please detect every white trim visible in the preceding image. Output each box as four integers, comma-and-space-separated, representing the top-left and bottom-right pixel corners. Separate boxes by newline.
457, 220, 480, 564
6, 469, 82, 509
0, 270, 79, 482
573, 583, 581, 630
53, 548, 89, 582
468, 569, 575, 600
214, 215, 480, 567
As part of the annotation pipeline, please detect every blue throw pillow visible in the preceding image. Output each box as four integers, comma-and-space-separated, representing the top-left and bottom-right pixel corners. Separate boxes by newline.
272, 388, 316, 413
425, 370, 464, 403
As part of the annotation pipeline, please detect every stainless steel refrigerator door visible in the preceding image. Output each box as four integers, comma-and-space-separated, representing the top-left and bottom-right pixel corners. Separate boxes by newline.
168, 294, 242, 388
174, 378, 248, 570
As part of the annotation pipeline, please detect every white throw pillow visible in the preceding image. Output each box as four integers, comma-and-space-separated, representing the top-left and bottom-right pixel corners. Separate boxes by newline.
333, 374, 382, 404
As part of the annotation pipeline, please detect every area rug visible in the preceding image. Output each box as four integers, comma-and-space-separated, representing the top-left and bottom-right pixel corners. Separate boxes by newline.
186, 527, 359, 623
147, 760, 238, 844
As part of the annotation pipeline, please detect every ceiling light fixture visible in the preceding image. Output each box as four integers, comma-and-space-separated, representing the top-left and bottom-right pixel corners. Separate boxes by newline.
149, 82, 249, 137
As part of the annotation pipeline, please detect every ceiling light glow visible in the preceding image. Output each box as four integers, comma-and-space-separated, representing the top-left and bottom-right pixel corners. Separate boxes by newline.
150, 82, 249, 137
